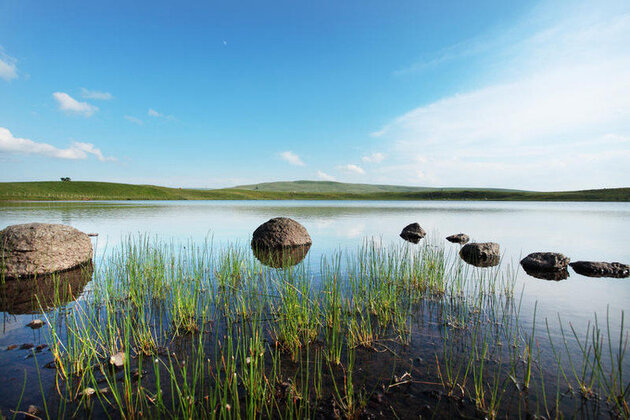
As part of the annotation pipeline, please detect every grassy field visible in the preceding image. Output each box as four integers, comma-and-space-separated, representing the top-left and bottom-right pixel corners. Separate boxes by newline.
0, 181, 628, 201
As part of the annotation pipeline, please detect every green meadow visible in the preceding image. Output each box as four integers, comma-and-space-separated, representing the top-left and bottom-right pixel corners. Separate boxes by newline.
1, 181, 628, 201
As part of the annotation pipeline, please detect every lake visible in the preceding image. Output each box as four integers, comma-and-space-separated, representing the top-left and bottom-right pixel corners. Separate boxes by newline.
1, 200, 628, 418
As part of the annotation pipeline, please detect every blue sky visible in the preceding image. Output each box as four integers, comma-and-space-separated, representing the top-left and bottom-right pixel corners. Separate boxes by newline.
0, 0, 628, 190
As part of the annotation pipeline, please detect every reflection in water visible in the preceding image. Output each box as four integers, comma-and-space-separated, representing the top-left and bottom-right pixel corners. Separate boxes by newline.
459, 252, 500, 267
523, 267, 570, 281
0, 263, 93, 314
252, 245, 311, 268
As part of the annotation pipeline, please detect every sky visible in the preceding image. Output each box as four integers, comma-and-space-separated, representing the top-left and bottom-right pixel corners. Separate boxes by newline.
0, 0, 628, 190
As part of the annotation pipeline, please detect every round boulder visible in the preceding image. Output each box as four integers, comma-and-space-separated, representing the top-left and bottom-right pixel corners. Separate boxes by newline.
446, 233, 470, 244
520, 252, 569, 272
569, 261, 629, 278
251, 217, 312, 249
400, 223, 426, 244
0, 223, 93, 279
459, 242, 500, 267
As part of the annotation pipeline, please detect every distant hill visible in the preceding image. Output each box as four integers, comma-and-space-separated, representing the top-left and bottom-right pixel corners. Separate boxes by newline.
234, 180, 524, 194
0, 181, 628, 202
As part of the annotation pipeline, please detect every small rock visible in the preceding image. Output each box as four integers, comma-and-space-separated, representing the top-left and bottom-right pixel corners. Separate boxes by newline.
109, 351, 125, 368
400, 223, 426, 244
26, 405, 42, 418
460, 242, 500, 267
446, 233, 470, 244
6, 344, 17, 350
80, 387, 96, 397
35, 344, 48, 352
20, 343, 34, 350
26, 319, 45, 329
520, 252, 570, 272
569, 261, 630, 278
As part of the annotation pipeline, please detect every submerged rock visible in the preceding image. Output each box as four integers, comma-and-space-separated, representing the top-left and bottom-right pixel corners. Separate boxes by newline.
400, 223, 427, 244
26, 319, 45, 329
459, 242, 500, 267
569, 261, 630, 278
446, 233, 470, 244
0, 223, 93, 278
251, 218, 312, 248
252, 243, 311, 268
523, 266, 570, 281
26, 405, 43, 419
520, 252, 570, 272
110, 351, 125, 369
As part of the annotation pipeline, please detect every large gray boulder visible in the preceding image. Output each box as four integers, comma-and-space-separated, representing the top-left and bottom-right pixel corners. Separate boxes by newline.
400, 223, 426, 244
569, 261, 629, 278
0, 223, 93, 278
251, 217, 312, 249
520, 252, 570, 272
460, 242, 500, 267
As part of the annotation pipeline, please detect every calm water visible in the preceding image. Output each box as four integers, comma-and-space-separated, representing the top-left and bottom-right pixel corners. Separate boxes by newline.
0, 200, 629, 415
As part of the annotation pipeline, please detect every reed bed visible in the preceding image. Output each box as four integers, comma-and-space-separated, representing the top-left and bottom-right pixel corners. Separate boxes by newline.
7, 235, 627, 419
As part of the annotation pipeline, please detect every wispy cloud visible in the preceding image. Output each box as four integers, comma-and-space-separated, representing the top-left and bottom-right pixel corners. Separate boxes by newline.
124, 115, 143, 125
0, 127, 115, 161
317, 170, 336, 181
279, 151, 305, 166
339, 164, 365, 175
81, 88, 113, 100
361, 152, 385, 163
0, 49, 18, 82
373, 5, 630, 189
53, 92, 98, 117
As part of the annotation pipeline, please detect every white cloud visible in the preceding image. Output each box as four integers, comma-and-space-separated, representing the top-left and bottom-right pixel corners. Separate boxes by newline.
0, 127, 115, 161
361, 152, 386, 163
80, 88, 113, 100
0, 50, 18, 82
53, 92, 98, 117
148, 108, 163, 117
279, 151, 305, 166
339, 164, 365, 175
124, 115, 143, 125
372, 6, 630, 190
317, 170, 336, 181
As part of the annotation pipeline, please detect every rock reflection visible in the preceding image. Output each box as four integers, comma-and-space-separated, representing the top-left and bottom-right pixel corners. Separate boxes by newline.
523, 267, 570, 281
0, 262, 93, 314
252, 245, 311, 268
459, 252, 500, 268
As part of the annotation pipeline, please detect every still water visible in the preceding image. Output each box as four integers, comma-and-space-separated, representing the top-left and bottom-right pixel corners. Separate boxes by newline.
1, 200, 628, 321
0, 200, 628, 415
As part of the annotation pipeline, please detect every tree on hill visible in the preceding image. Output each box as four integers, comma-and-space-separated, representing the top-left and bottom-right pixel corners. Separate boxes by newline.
60, 177, 71, 182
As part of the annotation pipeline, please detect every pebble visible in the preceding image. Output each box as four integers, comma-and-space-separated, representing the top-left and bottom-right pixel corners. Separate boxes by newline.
26, 319, 45, 329
6, 344, 17, 350
26, 404, 42, 418
110, 351, 125, 368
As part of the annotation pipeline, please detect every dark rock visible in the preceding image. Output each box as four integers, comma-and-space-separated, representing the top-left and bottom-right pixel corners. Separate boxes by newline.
520, 252, 570, 272
251, 218, 312, 249
569, 261, 630, 278
523, 266, 570, 281
460, 242, 500, 267
400, 223, 426, 244
252, 244, 311, 268
446, 233, 469, 244
20, 343, 34, 350
0, 223, 93, 278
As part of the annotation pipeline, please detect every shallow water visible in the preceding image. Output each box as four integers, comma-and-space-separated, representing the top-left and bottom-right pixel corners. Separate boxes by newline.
0, 200, 629, 417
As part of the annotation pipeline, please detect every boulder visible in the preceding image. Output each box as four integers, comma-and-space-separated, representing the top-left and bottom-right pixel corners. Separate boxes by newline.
569, 261, 630, 278
251, 218, 312, 249
0, 223, 93, 278
446, 233, 470, 244
459, 242, 500, 267
520, 252, 569, 272
400, 223, 426, 244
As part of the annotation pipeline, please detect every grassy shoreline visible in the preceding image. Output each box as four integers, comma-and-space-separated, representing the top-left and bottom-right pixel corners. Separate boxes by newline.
1, 181, 629, 202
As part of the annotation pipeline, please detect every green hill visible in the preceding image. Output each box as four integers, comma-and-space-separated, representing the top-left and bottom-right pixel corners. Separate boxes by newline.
0, 181, 628, 202
234, 180, 523, 194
